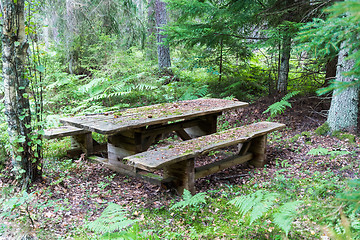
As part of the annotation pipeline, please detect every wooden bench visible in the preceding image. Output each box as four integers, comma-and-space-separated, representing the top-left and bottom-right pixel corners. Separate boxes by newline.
43, 126, 99, 156
123, 121, 285, 194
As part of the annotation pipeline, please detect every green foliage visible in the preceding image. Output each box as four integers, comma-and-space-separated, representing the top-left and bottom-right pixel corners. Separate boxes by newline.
297, 0, 360, 94
229, 190, 301, 236
229, 190, 279, 224
273, 201, 302, 236
263, 91, 300, 119
170, 189, 207, 211
85, 203, 137, 235
307, 147, 350, 157
315, 123, 331, 136
337, 179, 360, 213
0, 190, 35, 229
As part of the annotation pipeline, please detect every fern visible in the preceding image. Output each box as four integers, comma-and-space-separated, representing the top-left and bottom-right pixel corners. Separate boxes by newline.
263, 91, 300, 119
229, 190, 279, 224
273, 201, 302, 236
307, 147, 350, 157
229, 191, 302, 236
170, 189, 207, 211
85, 203, 137, 235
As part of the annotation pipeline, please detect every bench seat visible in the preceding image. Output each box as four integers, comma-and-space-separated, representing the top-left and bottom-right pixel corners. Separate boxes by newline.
43, 126, 98, 156
123, 121, 285, 194
43, 126, 91, 139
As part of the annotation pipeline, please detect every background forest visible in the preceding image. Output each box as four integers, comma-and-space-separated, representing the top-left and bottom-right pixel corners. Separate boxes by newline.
0, 0, 359, 239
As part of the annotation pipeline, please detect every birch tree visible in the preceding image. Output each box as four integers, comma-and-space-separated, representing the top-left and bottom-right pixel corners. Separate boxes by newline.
2, 0, 41, 186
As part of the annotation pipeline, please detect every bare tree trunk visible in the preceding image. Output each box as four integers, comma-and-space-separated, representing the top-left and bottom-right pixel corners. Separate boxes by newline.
324, 56, 338, 86
146, 0, 157, 60
155, 0, 171, 71
277, 35, 291, 93
327, 43, 358, 133
66, 0, 79, 74
2, 0, 40, 186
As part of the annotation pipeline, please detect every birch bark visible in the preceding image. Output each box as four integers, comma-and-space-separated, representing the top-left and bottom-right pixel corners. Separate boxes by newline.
2, 0, 40, 185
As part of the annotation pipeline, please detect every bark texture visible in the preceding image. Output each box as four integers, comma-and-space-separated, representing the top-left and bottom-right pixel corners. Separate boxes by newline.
327, 43, 359, 133
277, 35, 291, 93
155, 0, 171, 71
2, 0, 40, 185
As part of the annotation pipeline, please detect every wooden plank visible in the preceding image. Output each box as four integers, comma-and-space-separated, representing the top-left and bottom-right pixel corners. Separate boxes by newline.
163, 158, 195, 195
248, 135, 267, 167
60, 99, 248, 135
89, 156, 164, 185
195, 153, 253, 179
124, 122, 285, 171
43, 126, 90, 139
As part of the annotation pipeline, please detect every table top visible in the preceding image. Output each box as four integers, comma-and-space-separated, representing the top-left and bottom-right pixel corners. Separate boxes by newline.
60, 98, 248, 135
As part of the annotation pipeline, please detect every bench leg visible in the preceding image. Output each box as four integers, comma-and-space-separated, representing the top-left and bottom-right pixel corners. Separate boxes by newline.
163, 158, 195, 195
69, 133, 94, 157
248, 135, 267, 167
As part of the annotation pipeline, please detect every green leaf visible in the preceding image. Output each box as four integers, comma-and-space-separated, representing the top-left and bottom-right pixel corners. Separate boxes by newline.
36, 65, 46, 73
273, 201, 302, 236
15, 155, 22, 162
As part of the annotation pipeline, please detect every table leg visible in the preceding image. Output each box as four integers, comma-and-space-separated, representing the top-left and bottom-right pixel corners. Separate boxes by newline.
184, 113, 219, 138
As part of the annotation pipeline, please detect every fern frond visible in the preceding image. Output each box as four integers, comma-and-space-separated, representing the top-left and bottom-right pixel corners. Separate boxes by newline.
229, 190, 279, 224
263, 91, 300, 119
249, 193, 279, 224
307, 147, 329, 156
170, 189, 207, 210
85, 203, 137, 235
273, 201, 302, 236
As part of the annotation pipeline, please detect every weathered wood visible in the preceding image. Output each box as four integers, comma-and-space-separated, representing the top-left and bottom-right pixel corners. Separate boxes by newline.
89, 156, 165, 185
248, 135, 267, 167
43, 126, 91, 139
175, 129, 192, 140
195, 153, 253, 179
164, 158, 195, 195
60, 99, 248, 135
71, 133, 94, 156
125, 122, 285, 171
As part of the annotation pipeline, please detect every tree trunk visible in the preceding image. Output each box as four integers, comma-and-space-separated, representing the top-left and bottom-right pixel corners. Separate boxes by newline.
2, 0, 40, 186
146, 0, 157, 60
155, 0, 171, 71
65, 0, 79, 74
327, 43, 358, 133
324, 56, 338, 86
277, 34, 291, 93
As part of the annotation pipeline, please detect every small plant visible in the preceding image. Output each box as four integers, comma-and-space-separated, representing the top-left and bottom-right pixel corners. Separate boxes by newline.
85, 203, 137, 236
263, 91, 300, 120
307, 147, 350, 157
170, 189, 207, 211
229, 190, 302, 236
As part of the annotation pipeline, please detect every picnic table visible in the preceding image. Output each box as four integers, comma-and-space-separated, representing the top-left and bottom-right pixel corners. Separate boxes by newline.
47, 98, 284, 194
59, 98, 248, 162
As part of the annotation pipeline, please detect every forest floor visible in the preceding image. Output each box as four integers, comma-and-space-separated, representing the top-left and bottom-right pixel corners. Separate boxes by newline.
1, 94, 359, 239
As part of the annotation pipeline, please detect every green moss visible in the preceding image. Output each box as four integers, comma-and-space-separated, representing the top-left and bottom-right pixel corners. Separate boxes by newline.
315, 122, 330, 136
332, 131, 356, 143
301, 131, 311, 137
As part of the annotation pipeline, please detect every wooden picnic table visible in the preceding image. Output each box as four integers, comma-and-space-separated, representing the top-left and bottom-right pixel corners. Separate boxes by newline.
60, 98, 248, 166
